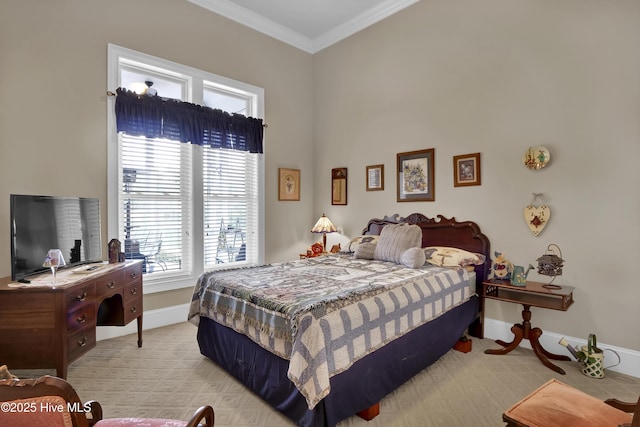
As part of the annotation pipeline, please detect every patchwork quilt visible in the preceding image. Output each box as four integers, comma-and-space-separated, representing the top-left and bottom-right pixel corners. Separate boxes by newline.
188, 253, 474, 409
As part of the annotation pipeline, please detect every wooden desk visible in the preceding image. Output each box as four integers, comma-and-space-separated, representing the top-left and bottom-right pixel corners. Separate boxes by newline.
0, 261, 143, 378
482, 279, 574, 374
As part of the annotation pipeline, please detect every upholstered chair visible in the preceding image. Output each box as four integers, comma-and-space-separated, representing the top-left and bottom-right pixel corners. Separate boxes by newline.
92, 405, 214, 427
0, 375, 214, 427
503, 378, 639, 427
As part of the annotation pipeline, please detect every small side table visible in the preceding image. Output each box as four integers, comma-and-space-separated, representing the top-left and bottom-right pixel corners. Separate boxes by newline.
482, 279, 575, 374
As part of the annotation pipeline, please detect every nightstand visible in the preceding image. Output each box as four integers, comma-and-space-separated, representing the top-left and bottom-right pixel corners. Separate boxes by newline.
482, 279, 574, 374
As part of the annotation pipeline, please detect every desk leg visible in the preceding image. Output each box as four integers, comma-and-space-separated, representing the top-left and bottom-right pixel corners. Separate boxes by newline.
57, 362, 68, 380
137, 314, 143, 347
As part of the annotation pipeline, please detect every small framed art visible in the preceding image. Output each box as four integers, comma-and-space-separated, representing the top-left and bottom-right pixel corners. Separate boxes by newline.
397, 148, 435, 202
278, 168, 300, 201
453, 152, 481, 187
366, 164, 384, 191
332, 167, 347, 205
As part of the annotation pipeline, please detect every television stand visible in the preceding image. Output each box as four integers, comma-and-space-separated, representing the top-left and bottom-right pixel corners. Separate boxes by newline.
0, 260, 143, 379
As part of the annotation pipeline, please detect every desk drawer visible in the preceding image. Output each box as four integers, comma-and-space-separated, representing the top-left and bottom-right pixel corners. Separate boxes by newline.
67, 303, 96, 333
124, 297, 142, 324
65, 283, 96, 312
124, 280, 142, 304
67, 326, 96, 362
95, 270, 125, 298
123, 262, 142, 285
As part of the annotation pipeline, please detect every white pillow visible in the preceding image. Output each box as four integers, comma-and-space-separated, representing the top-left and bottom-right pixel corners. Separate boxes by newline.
342, 235, 379, 253
374, 223, 422, 264
423, 246, 486, 267
401, 247, 426, 269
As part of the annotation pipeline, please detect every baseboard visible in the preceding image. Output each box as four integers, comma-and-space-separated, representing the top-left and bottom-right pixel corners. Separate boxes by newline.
96, 303, 191, 342
485, 317, 640, 379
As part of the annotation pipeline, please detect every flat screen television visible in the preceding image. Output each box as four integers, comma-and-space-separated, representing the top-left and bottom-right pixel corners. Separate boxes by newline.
10, 194, 103, 281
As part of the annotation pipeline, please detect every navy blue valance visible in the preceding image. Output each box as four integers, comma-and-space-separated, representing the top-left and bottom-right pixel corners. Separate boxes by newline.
114, 88, 264, 153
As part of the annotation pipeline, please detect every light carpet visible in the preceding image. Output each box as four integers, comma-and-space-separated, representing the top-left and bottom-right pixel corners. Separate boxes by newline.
12, 322, 640, 426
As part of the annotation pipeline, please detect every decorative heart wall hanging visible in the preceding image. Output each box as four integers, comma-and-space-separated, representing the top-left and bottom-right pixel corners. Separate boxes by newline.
524, 193, 550, 236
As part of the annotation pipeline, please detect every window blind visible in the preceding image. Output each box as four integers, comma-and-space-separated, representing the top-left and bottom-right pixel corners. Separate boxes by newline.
119, 134, 193, 275
203, 146, 259, 268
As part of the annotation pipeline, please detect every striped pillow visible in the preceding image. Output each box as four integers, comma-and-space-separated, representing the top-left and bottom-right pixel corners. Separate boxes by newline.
354, 242, 377, 260
374, 223, 422, 264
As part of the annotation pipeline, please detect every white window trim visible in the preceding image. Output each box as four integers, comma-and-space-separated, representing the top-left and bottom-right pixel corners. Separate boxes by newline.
107, 43, 265, 294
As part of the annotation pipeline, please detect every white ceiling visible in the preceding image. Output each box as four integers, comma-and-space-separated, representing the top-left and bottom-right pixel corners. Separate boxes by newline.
188, 0, 420, 53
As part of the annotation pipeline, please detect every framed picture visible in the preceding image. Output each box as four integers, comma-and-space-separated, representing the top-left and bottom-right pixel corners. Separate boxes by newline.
453, 152, 481, 187
397, 148, 435, 202
366, 164, 384, 191
278, 168, 300, 201
331, 167, 347, 205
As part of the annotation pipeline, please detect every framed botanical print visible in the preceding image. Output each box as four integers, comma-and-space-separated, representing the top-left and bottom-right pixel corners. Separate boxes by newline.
397, 148, 435, 202
278, 168, 300, 201
366, 164, 384, 191
453, 152, 481, 187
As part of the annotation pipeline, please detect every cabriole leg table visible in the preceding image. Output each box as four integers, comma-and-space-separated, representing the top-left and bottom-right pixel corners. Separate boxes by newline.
482, 280, 575, 375
485, 304, 570, 374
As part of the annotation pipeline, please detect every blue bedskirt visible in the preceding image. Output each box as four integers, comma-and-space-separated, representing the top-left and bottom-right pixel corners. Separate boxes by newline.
197, 295, 479, 427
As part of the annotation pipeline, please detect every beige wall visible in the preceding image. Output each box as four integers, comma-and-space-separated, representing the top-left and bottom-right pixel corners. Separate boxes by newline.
1, 0, 639, 353
313, 0, 640, 351
0, 0, 315, 309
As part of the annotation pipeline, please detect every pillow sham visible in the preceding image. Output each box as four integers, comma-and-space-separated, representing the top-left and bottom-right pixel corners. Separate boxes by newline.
423, 246, 486, 267
374, 223, 422, 264
354, 242, 377, 260
342, 235, 379, 253
401, 247, 426, 269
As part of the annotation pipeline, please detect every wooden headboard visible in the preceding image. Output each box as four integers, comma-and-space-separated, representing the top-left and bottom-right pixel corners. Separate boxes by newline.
362, 213, 491, 338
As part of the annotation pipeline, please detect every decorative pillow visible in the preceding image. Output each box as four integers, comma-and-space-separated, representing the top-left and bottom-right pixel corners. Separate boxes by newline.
400, 247, 426, 269
342, 235, 379, 253
374, 224, 422, 264
423, 246, 486, 267
354, 242, 377, 260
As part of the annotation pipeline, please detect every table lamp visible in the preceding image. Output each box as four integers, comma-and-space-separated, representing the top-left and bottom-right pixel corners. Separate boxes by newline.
43, 249, 66, 284
311, 214, 337, 253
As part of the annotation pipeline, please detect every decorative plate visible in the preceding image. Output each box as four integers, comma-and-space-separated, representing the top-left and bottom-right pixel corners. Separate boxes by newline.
523, 146, 551, 170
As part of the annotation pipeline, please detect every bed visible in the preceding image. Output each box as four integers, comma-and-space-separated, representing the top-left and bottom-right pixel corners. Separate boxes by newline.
188, 213, 490, 426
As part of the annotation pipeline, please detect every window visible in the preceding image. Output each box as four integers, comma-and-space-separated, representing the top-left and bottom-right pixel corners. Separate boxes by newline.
107, 44, 265, 293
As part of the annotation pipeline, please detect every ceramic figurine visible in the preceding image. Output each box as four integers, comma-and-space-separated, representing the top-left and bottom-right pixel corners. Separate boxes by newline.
492, 251, 513, 281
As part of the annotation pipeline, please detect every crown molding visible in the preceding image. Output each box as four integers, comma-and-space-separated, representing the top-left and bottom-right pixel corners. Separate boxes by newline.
187, 0, 419, 54
311, 0, 420, 53
188, 0, 313, 52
